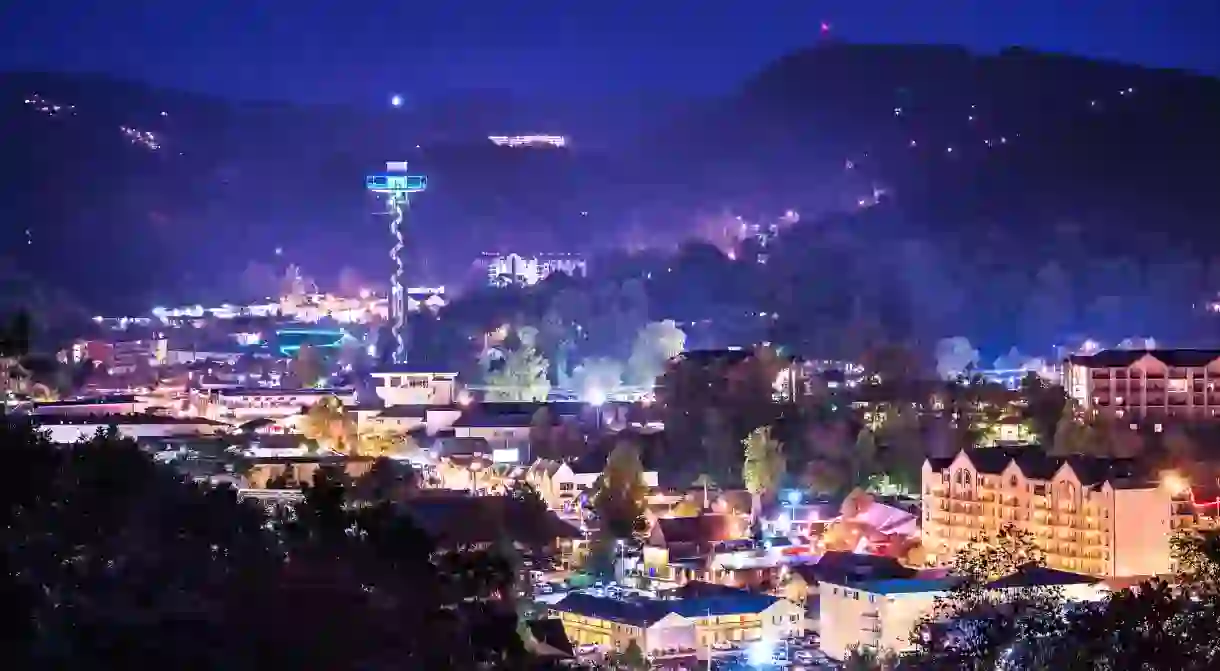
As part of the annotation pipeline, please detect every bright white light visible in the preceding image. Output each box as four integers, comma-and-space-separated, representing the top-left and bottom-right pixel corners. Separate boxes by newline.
1163, 471, 1190, 495
748, 641, 774, 667
390, 94, 403, 108
587, 389, 607, 407
787, 490, 802, 506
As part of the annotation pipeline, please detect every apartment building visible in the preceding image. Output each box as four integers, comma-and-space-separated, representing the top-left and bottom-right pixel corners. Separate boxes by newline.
818, 566, 1105, 660
1064, 349, 1220, 422
921, 448, 1196, 577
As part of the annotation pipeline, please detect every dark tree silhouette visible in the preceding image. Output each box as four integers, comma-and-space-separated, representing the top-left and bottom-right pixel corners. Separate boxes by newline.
0, 421, 544, 670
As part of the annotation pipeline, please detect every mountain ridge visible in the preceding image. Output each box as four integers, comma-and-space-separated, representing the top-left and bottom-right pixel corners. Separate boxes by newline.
1, 43, 1218, 354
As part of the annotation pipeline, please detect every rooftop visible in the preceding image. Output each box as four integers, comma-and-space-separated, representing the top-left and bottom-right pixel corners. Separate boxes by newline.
371, 363, 458, 375
551, 590, 782, 627
940, 448, 1150, 487
852, 578, 957, 595
983, 565, 1101, 590
451, 412, 539, 429
33, 413, 225, 426
376, 404, 458, 418
35, 395, 139, 407
1068, 348, 1220, 368
215, 387, 354, 397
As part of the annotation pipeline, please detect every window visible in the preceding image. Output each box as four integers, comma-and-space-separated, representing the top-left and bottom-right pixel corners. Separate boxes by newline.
1009, 475, 1018, 488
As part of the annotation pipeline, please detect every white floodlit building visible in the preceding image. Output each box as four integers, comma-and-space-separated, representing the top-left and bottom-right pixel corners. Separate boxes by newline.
487, 134, 567, 148
480, 252, 588, 287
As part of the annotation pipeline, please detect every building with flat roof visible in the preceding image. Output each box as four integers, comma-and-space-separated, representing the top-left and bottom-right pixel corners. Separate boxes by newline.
201, 387, 357, 421
33, 413, 227, 443
549, 588, 802, 659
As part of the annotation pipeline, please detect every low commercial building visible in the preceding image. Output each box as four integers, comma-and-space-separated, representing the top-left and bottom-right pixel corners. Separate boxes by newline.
549, 589, 803, 659
32, 394, 151, 417
203, 387, 357, 421
34, 413, 227, 443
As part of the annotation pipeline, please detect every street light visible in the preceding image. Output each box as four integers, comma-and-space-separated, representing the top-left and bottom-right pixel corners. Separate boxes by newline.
588, 389, 606, 433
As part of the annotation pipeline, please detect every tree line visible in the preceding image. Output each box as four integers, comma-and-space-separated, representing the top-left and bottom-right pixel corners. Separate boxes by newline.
0, 421, 566, 670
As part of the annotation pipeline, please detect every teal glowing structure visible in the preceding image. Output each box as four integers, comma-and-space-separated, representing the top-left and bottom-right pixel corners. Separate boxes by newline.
366, 161, 428, 363
275, 328, 348, 356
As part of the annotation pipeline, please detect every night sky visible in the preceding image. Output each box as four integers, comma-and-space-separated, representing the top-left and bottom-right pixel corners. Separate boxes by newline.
2, 0, 1217, 105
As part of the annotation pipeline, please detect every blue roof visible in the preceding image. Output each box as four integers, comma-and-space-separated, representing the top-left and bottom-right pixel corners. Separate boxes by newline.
36, 395, 138, 406
671, 593, 781, 617
372, 363, 457, 375
551, 591, 781, 627
851, 578, 957, 595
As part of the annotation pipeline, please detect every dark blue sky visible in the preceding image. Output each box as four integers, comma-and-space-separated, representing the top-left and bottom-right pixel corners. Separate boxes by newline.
2, 0, 1217, 104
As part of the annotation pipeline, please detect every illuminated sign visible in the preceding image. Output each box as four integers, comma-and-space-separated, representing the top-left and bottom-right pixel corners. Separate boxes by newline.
366, 174, 427, 193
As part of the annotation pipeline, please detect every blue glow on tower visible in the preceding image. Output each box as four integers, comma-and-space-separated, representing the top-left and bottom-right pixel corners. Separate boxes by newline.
366, 161, 427, 363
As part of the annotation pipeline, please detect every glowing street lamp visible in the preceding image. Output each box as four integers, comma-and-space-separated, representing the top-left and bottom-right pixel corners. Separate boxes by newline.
588, 388, 607, 433
747, 640, 775, 667
1163, 471, 1190, 496
587, 388, 607, 407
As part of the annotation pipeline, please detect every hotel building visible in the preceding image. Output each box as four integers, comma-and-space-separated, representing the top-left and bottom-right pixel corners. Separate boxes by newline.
1064, 349, 1220, 422
479, 252, 588, 287
921, 448, 1200, 577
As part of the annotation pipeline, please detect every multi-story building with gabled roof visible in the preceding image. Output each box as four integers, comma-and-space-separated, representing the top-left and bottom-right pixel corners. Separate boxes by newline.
1064, 348, 1220, 423
921, 448, 1207, 578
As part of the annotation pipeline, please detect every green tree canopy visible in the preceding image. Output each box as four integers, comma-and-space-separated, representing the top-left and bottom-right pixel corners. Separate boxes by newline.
743, 426, 785, 519
484, 342, 551, 402
591, 438, 649, 540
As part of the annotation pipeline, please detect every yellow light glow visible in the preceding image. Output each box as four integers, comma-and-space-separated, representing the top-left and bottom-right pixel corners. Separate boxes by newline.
1163, 471, 1190, 495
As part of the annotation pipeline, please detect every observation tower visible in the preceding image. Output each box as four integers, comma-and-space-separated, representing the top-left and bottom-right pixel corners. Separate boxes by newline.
366, 161, 427, 363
